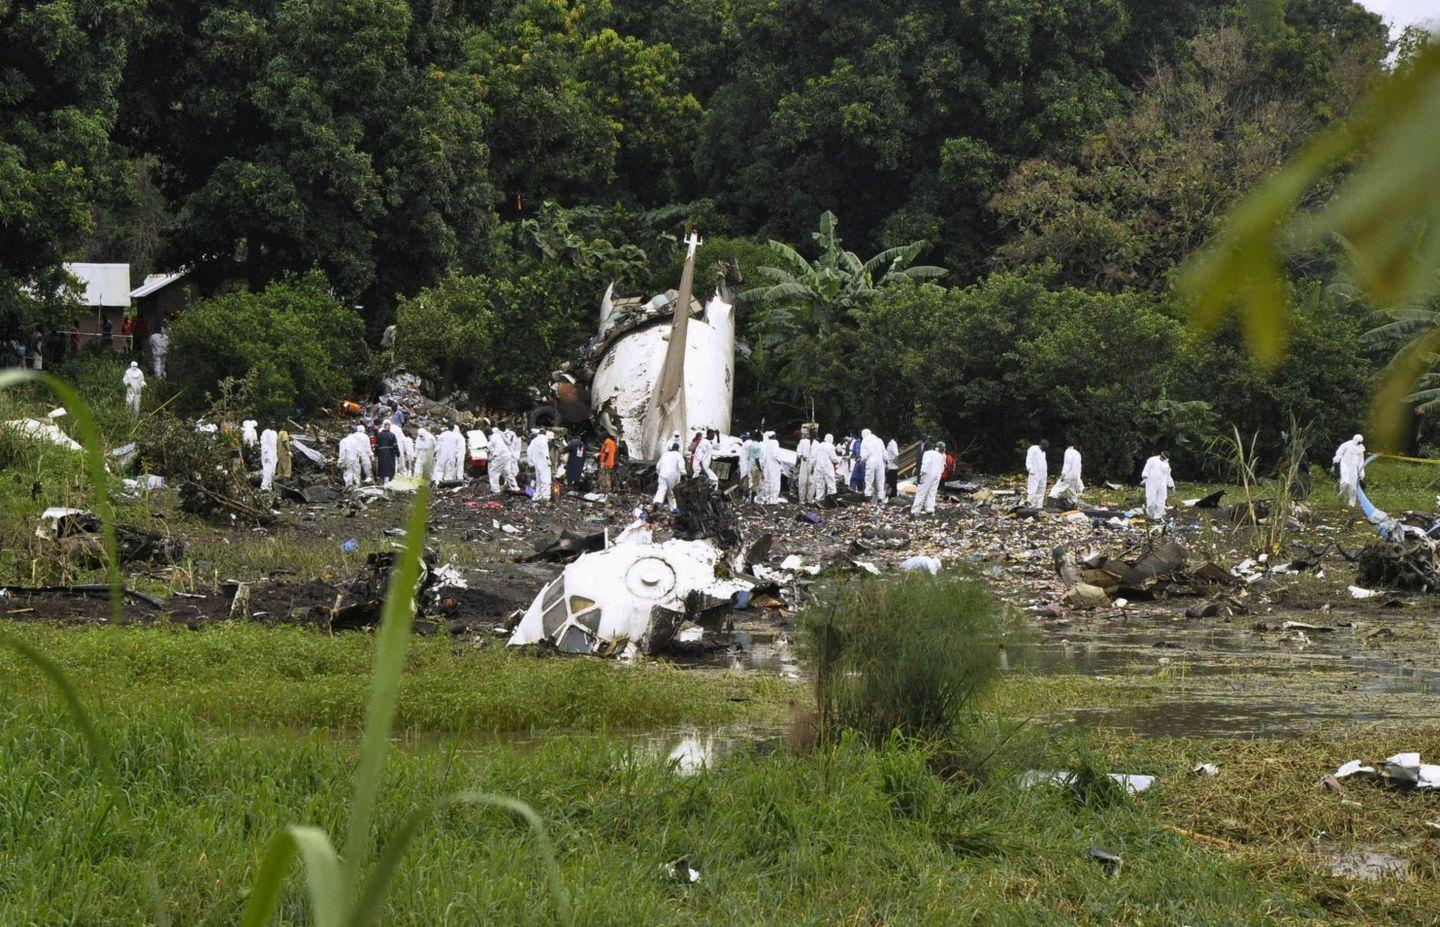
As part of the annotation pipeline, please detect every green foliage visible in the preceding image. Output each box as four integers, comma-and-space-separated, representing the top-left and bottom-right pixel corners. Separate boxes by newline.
848, 274, 1185, 476
805, 573, 1007, 745
991, 27, 1356, 292
393, 271, 585, 409
741, 211, 944, 422
1178, 33, 1440, 450
1176, 283, 1373, 461
0, 0, 146, 328
167, 272, 370, 420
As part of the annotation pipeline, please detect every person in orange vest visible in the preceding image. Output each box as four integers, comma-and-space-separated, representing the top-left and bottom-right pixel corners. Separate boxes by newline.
598, 434, 618, 492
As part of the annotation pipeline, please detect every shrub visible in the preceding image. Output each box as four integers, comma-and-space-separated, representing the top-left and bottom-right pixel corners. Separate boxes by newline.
392, 270, 588, 409
803, 573, 1007, 745
847, 273, 1186, 476
167, 271, 370, 421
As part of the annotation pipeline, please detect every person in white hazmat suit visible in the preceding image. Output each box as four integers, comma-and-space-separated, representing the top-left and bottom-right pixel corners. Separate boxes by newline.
434, 425, 465, 483
1332, 434, 1365, 508
740, 433, 763, 501
242, 419, 258, 448
412, 428, 437, 480
122, 361, 146, 416
1025, 440, 1048, 509
795, 431, 814, 503
1049, 445, 1084, 505
761, 431, 783, 504
504, 428, 522, 487
860, 429, 887, 503
527, 430, 553, 503
390, 423, 414, 476
912, 442, 946, 515
692, 430, 718, 485
1141, 451, 1175, 522
259, 427, 279, 491
148, 327, 169, 379
810, 434, 839, 500
487, 426, 511, 492
654, 441, 685, 508
338, 426, 374, 487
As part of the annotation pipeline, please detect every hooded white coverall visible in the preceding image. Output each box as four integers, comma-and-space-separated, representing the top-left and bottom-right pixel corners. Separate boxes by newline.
1049, 446, 1084, 504
692, 435, 717, 485
242, 420, 258, 448
654, 446, 685, 507
122, 363, 146, 416
912, 448, 946, 515
487, 428, 511, 492
504, 430, 522, 486
1332, 435, 1365, 508
260, 428, 278, 490
1141, 455, 1174, 521
761, 433, 782, 504
795, 436, 813, 503
527, 433, 552, 503
413, 429, 436, 479
391, 423, 413, 476
860, 430, 887, 502
435, 427, 465, 483
1025, 444, 1048, 509
339, 429, 373, 486
742, 438, 763, 500
810, 436, 838, 500
148, 331, 168, 379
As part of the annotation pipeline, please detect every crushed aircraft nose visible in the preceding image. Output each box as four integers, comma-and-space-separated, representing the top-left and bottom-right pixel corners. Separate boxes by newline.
508, 536, 751, 656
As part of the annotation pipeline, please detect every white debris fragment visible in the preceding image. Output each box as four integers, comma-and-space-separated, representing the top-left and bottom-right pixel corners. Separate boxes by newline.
1017, 770, 1155, 795
2, 419, 83, 452
432, 564, 468, 589
1191, 763, 1219, 777
1347, 585, 1380, 599
509, 536, 751, 656
899, 556, 942, 575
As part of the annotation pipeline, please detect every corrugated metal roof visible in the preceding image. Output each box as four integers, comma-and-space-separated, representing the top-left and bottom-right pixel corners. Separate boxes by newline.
64, 263, 132, 307
129, 270, 188, 300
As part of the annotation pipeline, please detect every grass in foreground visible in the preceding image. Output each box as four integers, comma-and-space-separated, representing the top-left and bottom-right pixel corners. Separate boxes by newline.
0, 624, 794, 734
9, 698, 1425, 927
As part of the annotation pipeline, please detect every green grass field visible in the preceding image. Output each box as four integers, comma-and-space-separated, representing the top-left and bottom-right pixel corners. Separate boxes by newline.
0, 624, 1434, 925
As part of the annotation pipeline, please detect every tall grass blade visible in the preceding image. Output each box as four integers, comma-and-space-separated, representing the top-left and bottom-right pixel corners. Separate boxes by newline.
341, 484, 432, 891
350, 792, 574, 927
241, 827, 346, 927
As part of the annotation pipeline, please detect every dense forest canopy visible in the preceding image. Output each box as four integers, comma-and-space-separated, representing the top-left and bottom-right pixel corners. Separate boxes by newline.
3, 0, 1429, 471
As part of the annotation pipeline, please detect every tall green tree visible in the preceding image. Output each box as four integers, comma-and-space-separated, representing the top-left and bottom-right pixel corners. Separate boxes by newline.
0, 0, 147, 329
740, 210, 944, 421
118, 0, 495, 321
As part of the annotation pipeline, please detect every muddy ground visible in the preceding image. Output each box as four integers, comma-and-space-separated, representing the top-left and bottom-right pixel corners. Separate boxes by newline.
8, 472, 1440, 736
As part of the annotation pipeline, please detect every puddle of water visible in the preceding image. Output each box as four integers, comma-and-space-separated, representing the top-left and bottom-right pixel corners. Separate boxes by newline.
1057, 701, 1412, 738
397, 724, 787, 771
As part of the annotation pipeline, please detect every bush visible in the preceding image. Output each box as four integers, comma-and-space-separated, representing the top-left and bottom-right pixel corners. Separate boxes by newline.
847, 273, 1186, 477
392, 270, 589, 409
803, 573, 1007, 745
167, 271, 370, 421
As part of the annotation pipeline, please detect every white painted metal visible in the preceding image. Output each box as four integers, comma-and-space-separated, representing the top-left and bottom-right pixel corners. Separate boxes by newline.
589, 293, 735, 460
